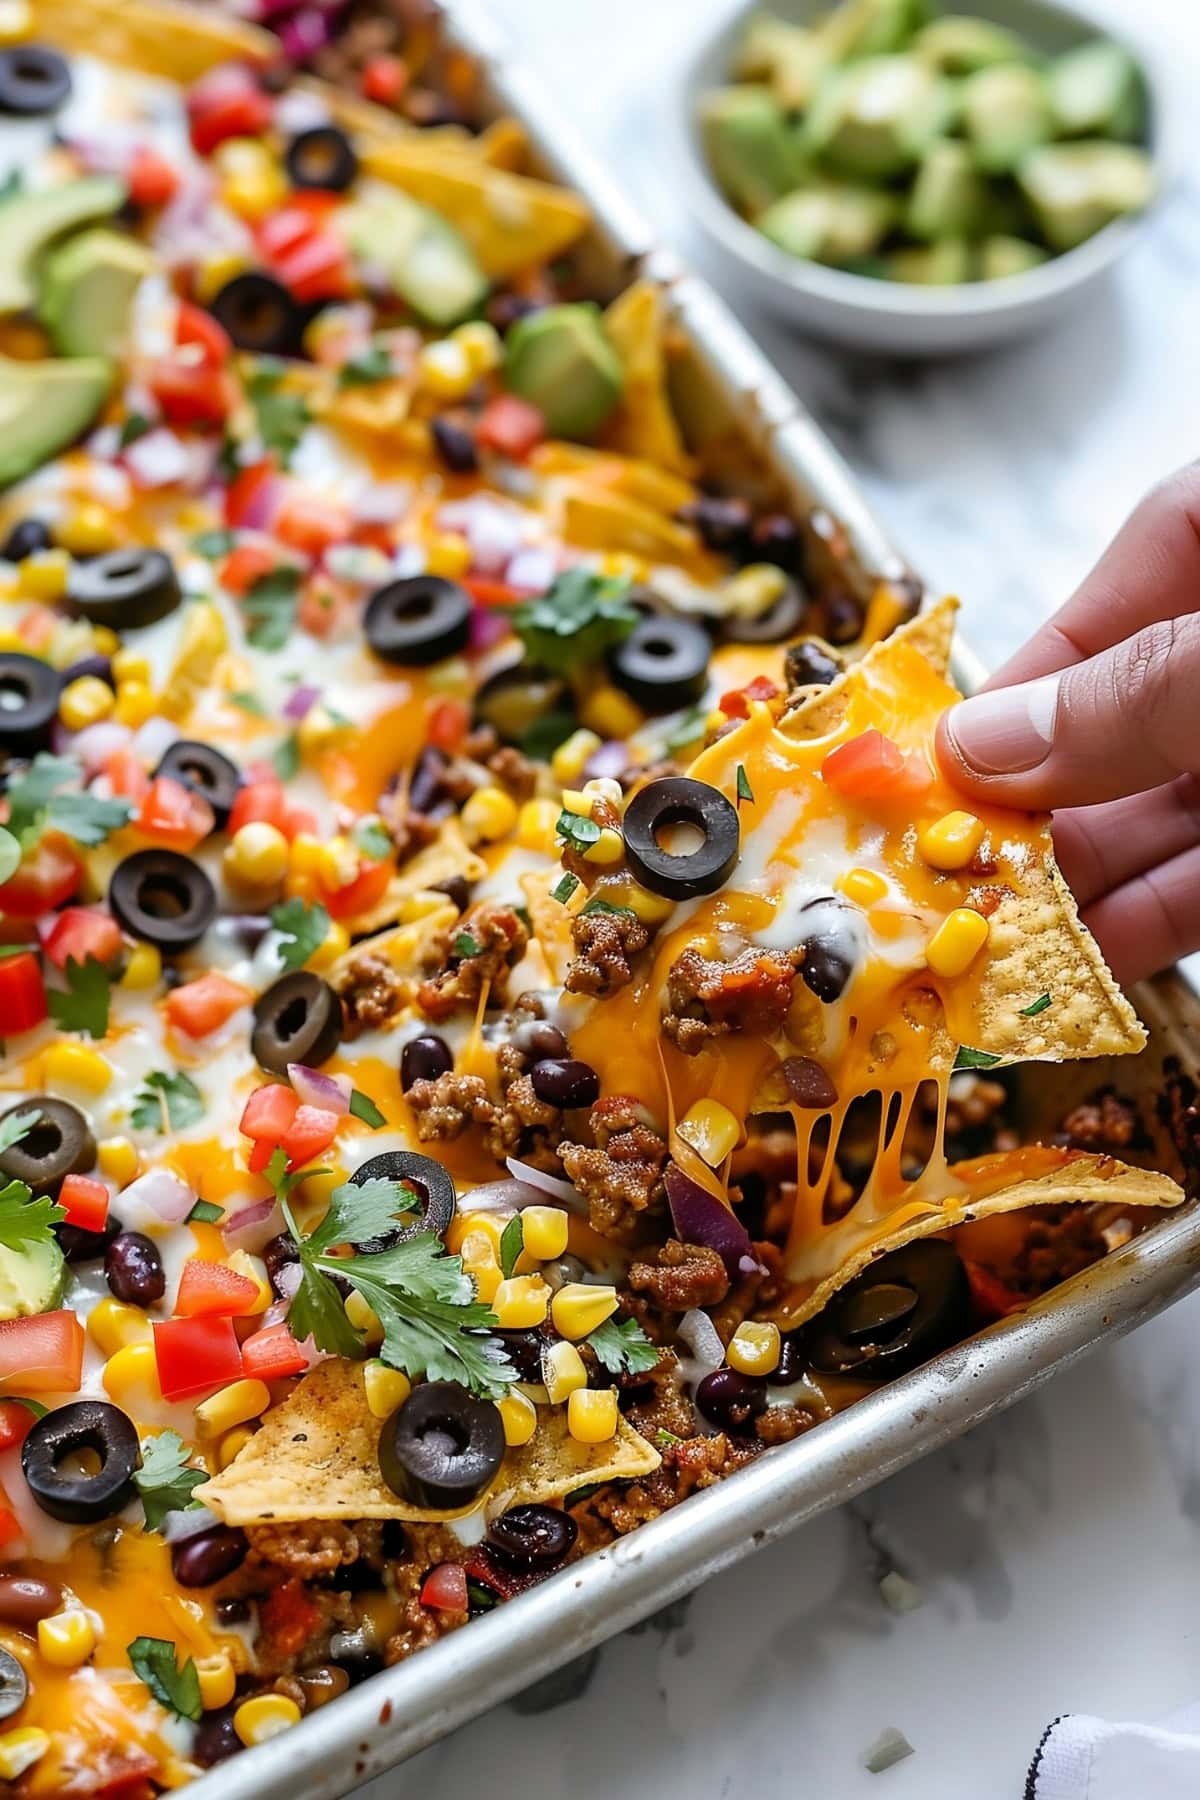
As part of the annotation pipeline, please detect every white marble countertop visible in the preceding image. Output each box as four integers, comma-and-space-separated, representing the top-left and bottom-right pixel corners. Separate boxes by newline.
371, 3, 1200, 1794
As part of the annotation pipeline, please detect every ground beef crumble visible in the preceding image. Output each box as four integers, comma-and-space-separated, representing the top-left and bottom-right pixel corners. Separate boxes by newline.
565, 905, 651, 997
628, 1238, 731, 1311
334, 952, 405, 1035
407, 1070, 496, 1140
559, 1095, 669, 1239
486, 744, 537, 798
417, 900, 529, 1019
1059, 1088, 1142, 1153
662, 946, 803, 1053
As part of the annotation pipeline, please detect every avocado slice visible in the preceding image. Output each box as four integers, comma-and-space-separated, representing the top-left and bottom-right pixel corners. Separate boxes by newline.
0, 1235, 67, 1322
906, 139, 989, 239
913, 15, 1030, 74
39, 228, 154, 359
0, 176, 126, 317
886, 238, 974, 284
978, 233, 1050, 279
734, 16, 830, 111
699, 86, 804, 214
803, 57, 952, 180
503, 303, 624, 441
962, 65, 1054, 175
339, 185, 488, 328
815, 0, 929, 62
1017, 141, 1155, 251
1048, 41, 1143, 141
0, 356, 113, 489
758, 181, 897, 266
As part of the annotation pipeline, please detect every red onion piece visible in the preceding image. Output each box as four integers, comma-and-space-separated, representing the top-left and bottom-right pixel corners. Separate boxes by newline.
282, 684, 321, 723
665, 1164, 765, 1279
352, 479, 410, 525
287, 1062, 351, 1114
582, 738, 629, 781
280, 7, 331, 59
69, 721, 132, 774
468, 606, 512, 653
505, 545, 556, 593
132, 715, 180, 766
223, 1196, 284, 1254
234, 476, 286, 534
272, 1263, 303, 1303
505, 1158, 585, 1212
124, 427, 190, 490
460, 1177, 547, 1212
120, 1169, 196, 1230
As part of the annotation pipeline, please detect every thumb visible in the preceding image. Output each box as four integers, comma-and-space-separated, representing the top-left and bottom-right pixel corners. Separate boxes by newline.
936, 615, 1200, 810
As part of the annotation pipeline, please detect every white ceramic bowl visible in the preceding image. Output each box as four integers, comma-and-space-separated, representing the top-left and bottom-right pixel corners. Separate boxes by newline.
678, 0, 1167, 354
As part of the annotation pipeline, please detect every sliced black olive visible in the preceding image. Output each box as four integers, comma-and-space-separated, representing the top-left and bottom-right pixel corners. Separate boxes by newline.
0, 1097, 95, 1198
251, 970, 343, 1075
1, 518, 51, 562
474, 664, 567, 745
378, 1380, 504, 1509
69, 549, 182, 631
209, 272, 304, 357
0, 1648, 26, 1721
155, 740, 243, 827
608, 615, 710, 714
487, 1504, 577, 1571
108, 849, 217, 951
22, 1401, 139, 1523
0, 45, 71, 115
0, 652, 59, 754
285, 124, 358, 192
349, 1151, 455, 1246
365, 576, 472, 667
622, 776, 740, 901
783, 637, 843, 690
807, 1239, 971, 1381
722, 581, 807, 645
683, 494, 752, 557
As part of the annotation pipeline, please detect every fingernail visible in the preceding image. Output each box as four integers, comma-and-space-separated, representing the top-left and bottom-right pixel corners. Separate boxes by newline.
945, 675, 1060, 775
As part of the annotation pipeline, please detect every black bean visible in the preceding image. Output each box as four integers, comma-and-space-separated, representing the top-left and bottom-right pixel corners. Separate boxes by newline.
0, 1574, 62, 1628
193, 1706, 244, 1768
529, 1058, 599, 1109
515, 1020, 568, 1062
783, 639, 842, 690
782, 1056, 839, 1110
432, 874, 470, 912
684, 494, 752, 557
104, 1232, 165, 1306
751, 513, 803, 572
408, 745, 448, 814
431, 416, 479, 474
767, 1330, 807, 1387
401, 1033, 453, 1090
1, 517, 51, 562
172, 1526, 249, 1588
695, 1368, 767, 1435
57, 1210, 122, 1265
495, 1327, 550, 1386
262, 1232, 300, 1300
487, 1504, 577, 1571
824, 590, 865, 645
215, 1595, 251, 1626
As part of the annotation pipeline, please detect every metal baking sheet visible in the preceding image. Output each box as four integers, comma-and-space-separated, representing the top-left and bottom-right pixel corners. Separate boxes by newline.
196, 6, 1200, 1792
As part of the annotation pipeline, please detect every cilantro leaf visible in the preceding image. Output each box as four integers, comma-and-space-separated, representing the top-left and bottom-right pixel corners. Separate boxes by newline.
0, 1179, 65, 1251
0, 828, 18, 886
47, 957, 112, 1039
349, 1088, 386, 1129
271, 898, 330, 971
133, 1430, 206, 1532
1020, 993, 1052, 1017
519, 707, 577, 763
337, 343, 394, 388
5, 754, 132, 848
301, 1177, 420, 1258
953, 1046, 1004, 1071
550, 872, 579, 906
127, 1636, 202, 1722
246, 362, 310, 466
0, 1108, 39, 1155
193, 527, 237, 558
579, 897, 636, 919
119, 412, 153, 448
44, 789, 135, 847
499, 1214, 523, 1280
243, 566, 301, 651
665, 706, 706, 753
736, 764, 754, 807
452, 930, 480, 959
354, 818, 392, 862
272, 732, 300, 781
230, 689, 267, 717
586, 1315, 659, 1376
655, 1428, 682, 1450
3, 754, 79, 838
514, 569, 638, 676
556, 809, 600, 852
286, 1257, 365, 1359
132, 1071, 205, 1134
188, 1199, 223, 1224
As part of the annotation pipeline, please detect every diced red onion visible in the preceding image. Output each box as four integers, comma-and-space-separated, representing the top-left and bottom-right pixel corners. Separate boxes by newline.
120, 1169, 196, 1229
162, 1504, 221, 1544
223, 1196, 283, 1254
468, 607, 512, 653
132, 716, 180, 765
505, 1158, 585, 1212
583, 739, 629, 781
273, 89, 331, 135
272, 1263, 302, 1303
351, 480, 410, 526
287, 1062, 351, 1114
439, 496, 523, 576
282, 684, 321, 723
234, 472, 285, 533
72, 720, 133, 775
677, 1308, 725, 1372
666, 1164, 765, 1279
124, 427, 190, 490
86, 425, 123, 461
460, 1178, 546, 1212
280, 7, 332, 59
505, 546, 556, 593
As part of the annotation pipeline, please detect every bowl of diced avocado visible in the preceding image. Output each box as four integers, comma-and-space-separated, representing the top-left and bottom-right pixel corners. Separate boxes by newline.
682, 0, 1162, 352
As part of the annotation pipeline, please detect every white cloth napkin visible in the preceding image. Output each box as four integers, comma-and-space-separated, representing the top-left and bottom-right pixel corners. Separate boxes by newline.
1027, 1704, 1200, 1799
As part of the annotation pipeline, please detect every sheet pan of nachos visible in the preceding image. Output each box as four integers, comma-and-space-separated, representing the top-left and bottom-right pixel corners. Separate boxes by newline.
0, 0, 1193, 1792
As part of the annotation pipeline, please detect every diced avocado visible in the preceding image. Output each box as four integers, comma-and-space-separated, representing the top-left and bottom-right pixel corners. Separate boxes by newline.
339, 185, 488, 328
0, 176, 126, 317
504, 303, 624, 441
815, 0, 929, 62
1017, 141, 1155, 251
886, 238, 974, 283
39, 228, 154, 359
906, 139, 989, 239
758, 181, 897, 266
0, 356, 113, 488
1048, 40, 1143, 141
0, 1235, 67, 1323
913, 15, 1030, 73
961, 64, 1054, 174
699, 87, 804, 214
978, 233, 1050, 279
734, 15, 830, 111
803, 56, 951, 179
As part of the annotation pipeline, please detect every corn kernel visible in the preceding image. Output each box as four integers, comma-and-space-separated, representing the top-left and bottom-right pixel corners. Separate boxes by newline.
217, 1426, 255, 1470
19, 547, 71, 599
597, 551, 647, 582
59, 674, 114, 732
453, 319, 502, 376
38, 1609, 96, 1667
460, 785, 518, 846
306, 919, 350, 972
56, 505, 115, 557
89, 1297, 151, 1358
234, 1694, 302, 1747
345, 1289, 383, 1347
567, 1386, 618, 1445
425, 654, 470, 694
551, 728, 602, 785
677, 1098, 740, 1168
727, 1320, 782, 1377
296, 703, 344, 756
448, 1211, 505, 1260
521, 1205, 569, 1262
102, 1341, 162, 1410
225, 1250, 271, 1314
113, 680, 157, 728
194, 1378, 271, 1441
917, 810, 986, 872
0, 1728, 50, 1780
196, 1652, 237, 1711
471, 1256, 502, 1304
90, 625, 119, 656
363, 1360, 412, 1420
111, 650, 151, 685
560, 787, 589, 816
424, 533, 472, 580
516, 798, 560, 856
492, 1275, 550, 1329
225, 821, 289, 889
417, 337, 474, 401
579, 682, 642, 741
543, 1339, 587, 1404
195, 249, 249, 305
722, 562, 789, 618
43, 1042, 112, 1094
497, 1390, 537, 1447
840, 866, 888, 907
550, 1281, 619, 1341
623, 882, 676, 926
288, 833, 323, 879
317, 836, 358, 892
97, 1136, 138, 1186
582, 826, 624, 866
0, 1, 34, 48
926, 907, 990, 979
221, 162, 288, 223
161, 601, 226, 720
121, 943, 162, 991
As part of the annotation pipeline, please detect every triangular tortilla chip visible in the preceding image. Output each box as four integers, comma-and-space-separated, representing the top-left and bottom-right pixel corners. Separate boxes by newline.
32, 0, 274, 79
198, 1360, 658, 1527
600, 281, 693, 477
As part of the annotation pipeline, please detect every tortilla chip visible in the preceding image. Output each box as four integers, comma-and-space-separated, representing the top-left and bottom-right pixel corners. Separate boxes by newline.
198, 1359, 658, 1526
781, 594, 958, 737
327, 895, 458, 994
600, 281, 693, 477
32, 0, 274, 78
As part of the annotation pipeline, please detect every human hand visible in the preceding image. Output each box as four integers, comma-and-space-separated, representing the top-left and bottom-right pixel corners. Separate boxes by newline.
936, 464, 1200, 987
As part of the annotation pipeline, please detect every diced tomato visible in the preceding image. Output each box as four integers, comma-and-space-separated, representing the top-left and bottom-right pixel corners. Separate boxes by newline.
256, 206, 317, 261
17, 604, 56, 651
419, 1562, 468, 1611
0, 835, 81, 917
476, 395, 545, 461
219, 541, 278, 597
0, 1508, 21, 1552
279, 1104, 340, 1170
59, 1174, 111, 1235
137, 775, 215, 851
282, 804, 318, 840
0, 1399, 38, 1452
274, 494, 351, 558
0, 951, 47, 1033
224, 462, 280, 532
44, 907, 124, 971
0, 1311, 85, 1394
246, 1137, 276, 1174
320, 856, 392, 922
176, 300, 231, 367
166, 971, 249, 1039
127, 144, 179, 210
463, 577, 521, 609
965, 1261, 1027, 1322
427, 697, 469, 754
241, 1320, 308, 1381
187, 63, 272, 157
176, 1258, 259, 1319
259, 1578, 320, 1656
272, 228, 350, 305
240, 1083, 300, 1143
227, 775, 287, 836
719, 675, 781, 719
153, 1315, 243, 1401
147, 358, 238, 429
104, 745, 151, 803
76, 1749, 159, 1800
821, 729, 933, 804
361, 52, 408, 107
